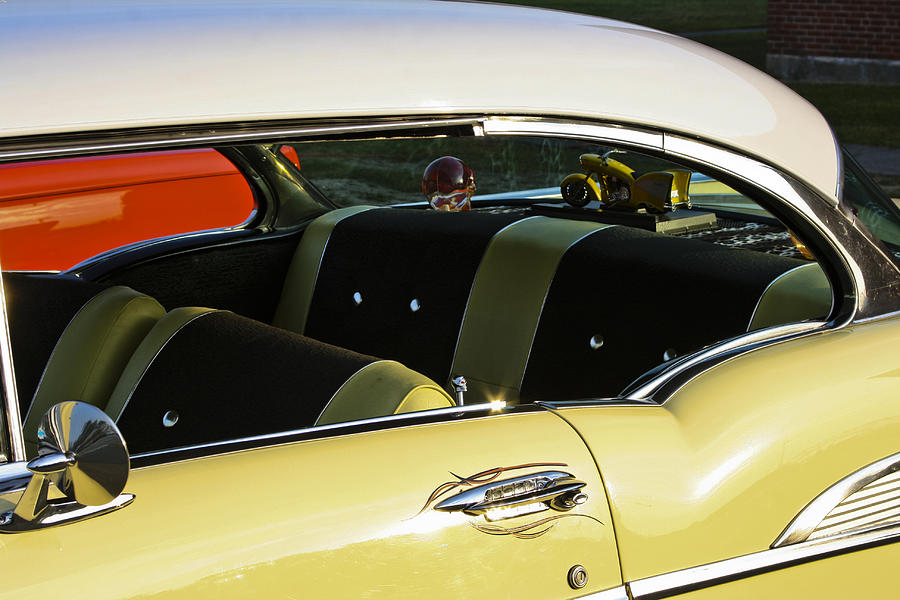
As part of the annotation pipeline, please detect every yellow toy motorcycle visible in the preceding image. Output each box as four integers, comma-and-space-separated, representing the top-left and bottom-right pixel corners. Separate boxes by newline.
560, 152, 691, 213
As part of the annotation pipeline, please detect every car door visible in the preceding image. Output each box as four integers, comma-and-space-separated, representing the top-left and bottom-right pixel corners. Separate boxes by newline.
0, 407, 622, 599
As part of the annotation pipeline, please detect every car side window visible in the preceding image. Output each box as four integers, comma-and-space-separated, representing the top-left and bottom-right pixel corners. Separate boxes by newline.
0, 136, 836, 460
0, 149, 255, 271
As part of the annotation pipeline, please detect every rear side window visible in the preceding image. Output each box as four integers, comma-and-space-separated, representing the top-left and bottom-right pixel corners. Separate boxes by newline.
0, 149, 255, 271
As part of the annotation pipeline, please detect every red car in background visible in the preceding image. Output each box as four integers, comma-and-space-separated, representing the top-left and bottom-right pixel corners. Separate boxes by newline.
0, 148, 259, 271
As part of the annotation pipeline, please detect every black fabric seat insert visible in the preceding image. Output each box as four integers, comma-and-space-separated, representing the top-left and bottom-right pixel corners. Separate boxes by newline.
520, 226, 807, 401
117, 311, 378, 453
303, 208, 521, 385
4, 273, 109, 413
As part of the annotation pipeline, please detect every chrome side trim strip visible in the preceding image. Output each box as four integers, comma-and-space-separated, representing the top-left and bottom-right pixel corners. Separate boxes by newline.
628, 522, 900, 599
572, 584, 629, 600
536, 399, 656, 409
625, 320, 825, 401
132, 401, 509, 462
853, 309, 900, 324
0, 270, 24, 462
773, 450, 900, 547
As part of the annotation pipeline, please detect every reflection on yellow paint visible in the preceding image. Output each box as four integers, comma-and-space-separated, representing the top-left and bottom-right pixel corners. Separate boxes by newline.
693, 444, 756, 498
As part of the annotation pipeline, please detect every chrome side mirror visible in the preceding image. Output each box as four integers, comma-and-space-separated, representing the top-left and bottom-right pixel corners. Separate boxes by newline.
0, 401, 134, 533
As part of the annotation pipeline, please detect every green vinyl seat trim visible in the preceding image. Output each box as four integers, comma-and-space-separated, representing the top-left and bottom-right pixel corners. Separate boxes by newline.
272, 206, 375, 334
105, 306, 217, 422
23, 286, 165, 457
450, 216, 612, 405
748, 262, 832, 331
315, 360, 455, 426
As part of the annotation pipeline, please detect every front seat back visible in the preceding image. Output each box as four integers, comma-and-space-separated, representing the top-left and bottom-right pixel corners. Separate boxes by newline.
9, 278, 165, 456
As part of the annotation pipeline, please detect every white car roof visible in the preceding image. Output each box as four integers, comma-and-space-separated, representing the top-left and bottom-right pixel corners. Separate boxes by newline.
1, 0, 840, 198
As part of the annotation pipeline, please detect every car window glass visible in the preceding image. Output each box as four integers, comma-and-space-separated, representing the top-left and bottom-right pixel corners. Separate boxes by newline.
0, 149, 256, 272
289, 136, 813, 259
841, 149, 900, 264
0, 136, 836, 460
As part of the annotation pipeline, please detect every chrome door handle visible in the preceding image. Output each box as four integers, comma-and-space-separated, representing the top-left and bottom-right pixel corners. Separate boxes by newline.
434, 471, 587, 521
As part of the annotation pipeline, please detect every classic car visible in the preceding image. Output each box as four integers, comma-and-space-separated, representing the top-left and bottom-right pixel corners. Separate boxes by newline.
1, 1, 899, 599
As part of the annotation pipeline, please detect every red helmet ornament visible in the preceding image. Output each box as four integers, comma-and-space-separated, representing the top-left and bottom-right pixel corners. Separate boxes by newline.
422, 156, 475, 212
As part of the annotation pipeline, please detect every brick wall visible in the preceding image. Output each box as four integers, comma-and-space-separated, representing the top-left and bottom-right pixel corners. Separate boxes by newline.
768, 0, 900, 61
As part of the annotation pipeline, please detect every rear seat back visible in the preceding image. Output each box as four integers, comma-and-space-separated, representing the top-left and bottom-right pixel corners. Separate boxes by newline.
109, 308, 453, 454
519, 226, 813, 401
275, 209, 826, 405
273, 207, 520, 385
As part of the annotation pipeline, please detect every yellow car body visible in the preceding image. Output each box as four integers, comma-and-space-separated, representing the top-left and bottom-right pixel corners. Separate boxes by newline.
0, 2, 899, 599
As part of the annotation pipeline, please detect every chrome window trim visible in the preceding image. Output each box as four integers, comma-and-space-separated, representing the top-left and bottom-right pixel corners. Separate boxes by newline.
0, 113, 893, 453
0, 117, 484, 162
131, 401, 512, 464
0, 462, 30, 495
854, 308, 900, 324
66, 227, 257, 274
773, 450, 900, 547
482, 116, 664, 151
0, 267, 24, 462
663, 135, 868, 311
625, 320, 826, 401
626, 521, 900, 599
831, 125, 845, 200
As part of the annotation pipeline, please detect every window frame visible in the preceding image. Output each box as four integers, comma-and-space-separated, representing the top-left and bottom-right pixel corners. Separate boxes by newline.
0, 113, 894, 466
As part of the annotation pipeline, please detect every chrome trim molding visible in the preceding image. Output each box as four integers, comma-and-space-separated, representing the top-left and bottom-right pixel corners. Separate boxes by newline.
628, 522, 900, 599
483, 117, 664, 151
853, 308, 900, 325
0, 265, 24, 462
773, 450, 900, 547
831, 125, 845, 201
626, 320, 825, 401
0, 117, 483, 162
67, 227, 255, 275
132, 401, 510, 462
0, 462, 33, 495
665, 134, 893, 324
572, 584, 629, 600
537, 399, 656, 409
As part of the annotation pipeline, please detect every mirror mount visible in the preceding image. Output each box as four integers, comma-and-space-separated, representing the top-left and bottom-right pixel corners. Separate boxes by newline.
0, 402, 134, 534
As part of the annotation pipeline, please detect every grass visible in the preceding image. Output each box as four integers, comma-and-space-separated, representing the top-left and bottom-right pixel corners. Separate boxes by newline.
486, 0, 766, 32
